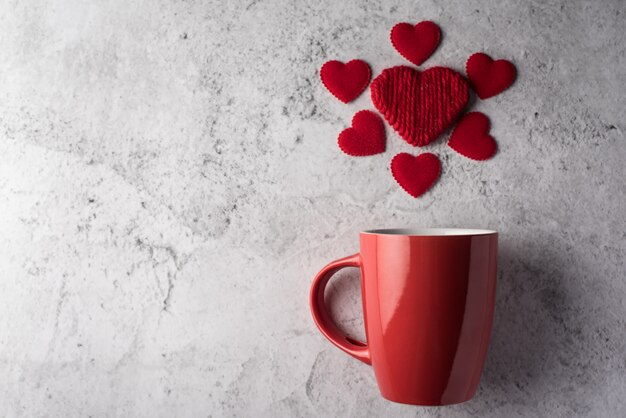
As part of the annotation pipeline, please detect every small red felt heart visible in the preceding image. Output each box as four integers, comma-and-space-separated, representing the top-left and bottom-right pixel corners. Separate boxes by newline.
320, 60, 371, 103
466, 53, 516, 99
448, 112, 497, 161
391, 152, 441, 198
338, 110, 385, 156
371, 66, 469, 147
390, 21, 441, 66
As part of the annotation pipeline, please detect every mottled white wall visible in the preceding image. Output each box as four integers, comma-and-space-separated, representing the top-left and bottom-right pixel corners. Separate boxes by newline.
0, 0, 624, 416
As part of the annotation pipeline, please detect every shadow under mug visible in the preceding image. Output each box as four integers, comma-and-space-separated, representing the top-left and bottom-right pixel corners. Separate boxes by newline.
309, 228, 498, 406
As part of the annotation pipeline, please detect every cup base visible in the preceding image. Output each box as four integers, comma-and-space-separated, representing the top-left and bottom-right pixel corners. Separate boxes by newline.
380, 391, 475, 407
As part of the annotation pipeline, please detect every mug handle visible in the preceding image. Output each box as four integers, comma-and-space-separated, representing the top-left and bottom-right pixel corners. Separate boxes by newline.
309, 253, 371, 365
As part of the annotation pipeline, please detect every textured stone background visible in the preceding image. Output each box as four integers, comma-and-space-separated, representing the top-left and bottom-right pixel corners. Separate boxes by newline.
1, 0, 624, 416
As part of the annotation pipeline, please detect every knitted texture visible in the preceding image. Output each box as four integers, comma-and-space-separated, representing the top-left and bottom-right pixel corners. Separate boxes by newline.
338, 110, 385, 156
448, 112, 497, 160
391, 152, 441, 198
320, 60, 371, 103
390, 21, 441, 66
466, 53, 516, 99
371, 66, 469, 147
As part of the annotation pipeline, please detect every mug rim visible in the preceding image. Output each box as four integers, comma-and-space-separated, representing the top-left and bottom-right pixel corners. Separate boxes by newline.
361, 228, 497, 237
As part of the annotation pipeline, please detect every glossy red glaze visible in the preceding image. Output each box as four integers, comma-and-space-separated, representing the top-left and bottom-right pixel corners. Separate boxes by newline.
310, 229, 498, 405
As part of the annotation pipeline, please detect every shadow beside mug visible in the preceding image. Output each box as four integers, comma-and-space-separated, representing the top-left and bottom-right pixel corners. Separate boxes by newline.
472, 236, 609, 415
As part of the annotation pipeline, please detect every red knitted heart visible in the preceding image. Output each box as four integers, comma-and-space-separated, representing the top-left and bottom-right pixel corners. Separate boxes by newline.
448, 112, 497, 160
466, 53, 516, 99
320, 60, 371, 103
338, 110, 385, 156
391, 21, 441, 66
371, 66, 469, 147
391, 152, 441, 198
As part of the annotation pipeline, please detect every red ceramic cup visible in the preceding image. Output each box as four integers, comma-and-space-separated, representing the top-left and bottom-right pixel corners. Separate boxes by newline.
310, 228, 498, 405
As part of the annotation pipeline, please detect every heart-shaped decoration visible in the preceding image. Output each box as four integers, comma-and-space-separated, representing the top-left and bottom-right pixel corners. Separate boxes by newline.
320, 60, 371, 103
448, 112, 497, 160
371, 66, 469, 147
391, 21, 441, 66
391, 152, 441, 198
466, 53, 516, 99
338, 110, 385, 156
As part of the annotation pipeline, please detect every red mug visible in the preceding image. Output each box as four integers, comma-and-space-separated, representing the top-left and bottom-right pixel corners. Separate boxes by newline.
309, 228, 498, 405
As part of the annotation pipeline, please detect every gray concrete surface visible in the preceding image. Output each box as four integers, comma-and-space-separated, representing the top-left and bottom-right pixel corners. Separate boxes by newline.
0, 0, 624, 416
